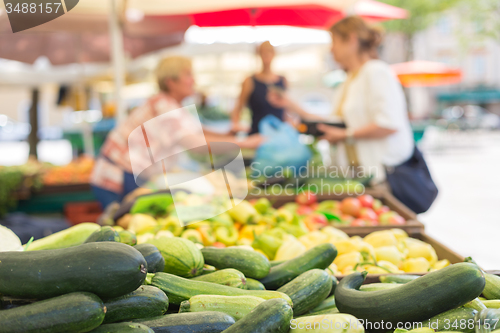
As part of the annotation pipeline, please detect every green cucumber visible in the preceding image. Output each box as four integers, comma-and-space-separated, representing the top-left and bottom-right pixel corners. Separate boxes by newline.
422, 308, 477, 333
291, 314, 363, 333
0, 292, 105, 333
0, 242, 147, 299
135, 311, 235, 333
310, 295, 336, 313
90, 323, 153, 333
27, 223, 100, 251
180, 295, 265, 320
246, 278, 266, 290
103, 285, 169, 324
118, 230, 138, 246
151, 272, 292, 306
135, 244, 165, 273
260, 243, 337, 290
191, 268, 246, 289
201, 247, 270, 279
220, 298, 293, 333
277, 269, 332, 316
335, 263, 485, 327
482, 300, 500, 309
85, 226, 120, 243
475, 309, 500, 332
359, 283, 400, 291
380, 274, 421, 284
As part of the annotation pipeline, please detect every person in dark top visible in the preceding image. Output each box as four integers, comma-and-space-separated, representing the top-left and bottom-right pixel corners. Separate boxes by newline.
231, 41, 316, 134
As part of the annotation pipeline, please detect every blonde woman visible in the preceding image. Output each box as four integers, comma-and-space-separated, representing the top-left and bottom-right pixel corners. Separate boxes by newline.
317, 16, 414, 182
91, 56, 262, 208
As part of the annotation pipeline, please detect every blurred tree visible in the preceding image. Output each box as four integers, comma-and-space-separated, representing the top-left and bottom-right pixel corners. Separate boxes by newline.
455, 0, 500, 41
379, 0, 463, 60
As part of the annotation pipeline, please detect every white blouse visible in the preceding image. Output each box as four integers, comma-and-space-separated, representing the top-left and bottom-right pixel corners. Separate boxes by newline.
330, 60, 414, 180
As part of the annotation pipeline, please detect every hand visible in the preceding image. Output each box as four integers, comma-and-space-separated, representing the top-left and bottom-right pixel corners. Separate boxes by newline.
317, 124, 347, 143
267, 90, 290, 109
230, 122, 250, 134
240, 134, 266, 149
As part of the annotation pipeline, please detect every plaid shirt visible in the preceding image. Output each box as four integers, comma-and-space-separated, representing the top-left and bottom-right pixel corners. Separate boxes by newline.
91, 93, 196, 193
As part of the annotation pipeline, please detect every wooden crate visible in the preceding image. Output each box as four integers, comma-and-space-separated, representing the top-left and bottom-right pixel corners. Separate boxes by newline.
248, 188, 424, 235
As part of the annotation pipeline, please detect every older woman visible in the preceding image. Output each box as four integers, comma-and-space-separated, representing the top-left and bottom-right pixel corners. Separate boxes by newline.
318, 17, 414, 182
91, 56, 262, 208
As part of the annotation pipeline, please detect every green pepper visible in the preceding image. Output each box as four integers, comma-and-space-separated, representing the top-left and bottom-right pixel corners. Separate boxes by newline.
316, 200, 340, 211
130, 193, 174, 216
252, 230, 285, 259
157, 216, 183, 236
277, 221, 308, 238
273, 208, 294, 224
227, 201, 258, 223
253, 198, 272, 214
318, 211, 341, 222
209, 212, 234, 228
281, 202, 298, 213
215, 226, 238, 246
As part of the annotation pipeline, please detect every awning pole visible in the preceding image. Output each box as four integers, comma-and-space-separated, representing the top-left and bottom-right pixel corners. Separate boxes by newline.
109, 0, 126, 123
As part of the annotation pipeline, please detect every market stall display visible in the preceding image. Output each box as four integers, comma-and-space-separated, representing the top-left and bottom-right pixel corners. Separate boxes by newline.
0, 221, 499, 333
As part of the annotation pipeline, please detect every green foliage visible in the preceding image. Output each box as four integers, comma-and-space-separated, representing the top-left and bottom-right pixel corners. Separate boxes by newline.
0, 169, 24, 216
379, 0, 463, 36
455, 0, 500, 41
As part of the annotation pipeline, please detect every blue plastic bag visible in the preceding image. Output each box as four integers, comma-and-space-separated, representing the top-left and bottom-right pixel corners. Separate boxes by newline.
252, 115, 312, 177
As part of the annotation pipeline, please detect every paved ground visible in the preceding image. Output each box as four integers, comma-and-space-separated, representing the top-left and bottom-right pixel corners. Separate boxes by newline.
420, 130, 500, 270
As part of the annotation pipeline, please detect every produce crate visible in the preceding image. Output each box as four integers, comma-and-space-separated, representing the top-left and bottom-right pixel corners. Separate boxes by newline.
341, 232, 466, 283
64, 201, 102, 225
248, 187, 423, 235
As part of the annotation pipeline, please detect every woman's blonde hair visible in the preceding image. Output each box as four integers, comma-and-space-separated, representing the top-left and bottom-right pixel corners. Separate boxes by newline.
329, 16, 384, 58
156, 56, 192, 92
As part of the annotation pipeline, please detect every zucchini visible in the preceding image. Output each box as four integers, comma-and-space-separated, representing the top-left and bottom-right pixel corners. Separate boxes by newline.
305, 307, 340, 317
482, 300, 500, 309
277, 269, 332, 316
335, 263, 485, 327
260, 243, 337, 290
0, 292, 105, 333
310, 295, 336, 313
380, 274, 421, 284
179, 295, 265, 320
201, 247, 270, 279
484, 274, 500, 300
359, 283, 400, 292
90, 323, 153, 333
220, 298, 293, 333
422, 307, 477, 333
475, 309, 500, 333
103, 285, 169, 324
85, 226, 120, 243
135, 244, 166, 273
0, 242, 147, 299
290, 314, 363, 333
328, 274, 338, 297
271, 259, 287, 267
151, 272, 292, 305
118, 230, 138, 246
246, 278, 266, 290
26, 223, 100, 251
464, 298, 487, 312
135, 311, 235, 333
191, 268, 247, 289
465, 257, 500, 300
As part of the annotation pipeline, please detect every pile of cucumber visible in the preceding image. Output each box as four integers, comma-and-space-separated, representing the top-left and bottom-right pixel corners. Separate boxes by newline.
1, 225, 499, 333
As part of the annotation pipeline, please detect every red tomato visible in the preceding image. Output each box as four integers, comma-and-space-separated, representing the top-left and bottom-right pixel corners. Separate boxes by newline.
389, 214, 406, 225
304, 213, 328, 231
295, 191, 317, 206
351, 218, 368, 226
375, 205, 391, 215
212, 242, 226, 248
359, 207, 378, 221
372, 199, 383, 212
358, 194, 374, 208
296, 205, 313, 216
340, 197, 361, 217
248, 199, 258, 205
310, 203, 319, 210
